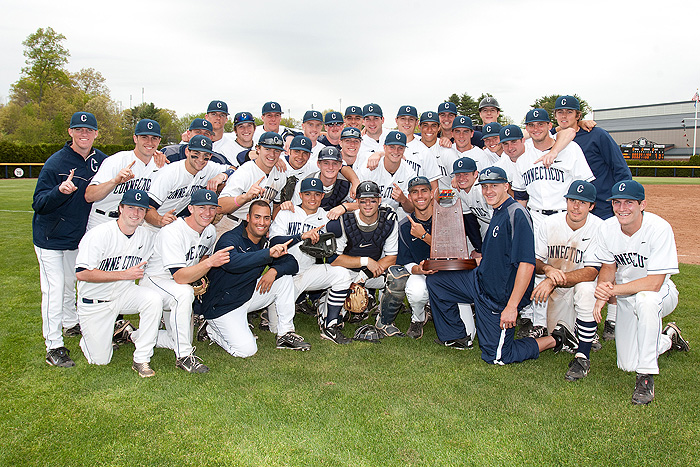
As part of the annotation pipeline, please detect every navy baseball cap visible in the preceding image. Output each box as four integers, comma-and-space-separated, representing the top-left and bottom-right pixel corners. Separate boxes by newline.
70, 111, 98, 130
555, 95, 580, 111
420, 111, 439, 124
300, 177, 324, 193
525, 108, 550, 124
233, 112, 255, 127
262, 101, 283, 114
345, 105, 362, 117
565, 180, 597, 203
363, 103, 383, 118
397, 105, 418, 118
482, 122, 502, 140
478, 166, 509, 184
120, 189, 149, 209
318, 146, 342, 162
608, 180, 645, 201
303, 110, 323, 123
134, 119, 161, 137
453, 157, 478, 174
438, 102, 457, 115
452, 115, 473, 130
479, 96, 500, 110
188, 135, 214, 154
408, 176, 431, 191
341, 127, 362, 140
324, 111, 343, 125
289, 135, 312, 153
207, 100, 229, 115
190, 189, 219, 206
385, 130, 407, 147
499, 124, 524, 143
189, 118, 213, 132
258, 131, 284, 149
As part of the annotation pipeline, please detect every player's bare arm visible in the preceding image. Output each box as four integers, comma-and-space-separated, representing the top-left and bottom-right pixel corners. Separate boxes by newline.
219, 176, 265, 214
534, 128, 576, 168
76, 260, 147, 282
145, 207, 177, 228
500, 262, 535, 329
326, 201, 358, 220
407, 216, 431, 245
366, 151, 384, 170
85, 161, 135, 203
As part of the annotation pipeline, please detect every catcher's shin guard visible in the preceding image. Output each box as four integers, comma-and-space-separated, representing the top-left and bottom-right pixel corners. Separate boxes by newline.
378, 265, 409, 325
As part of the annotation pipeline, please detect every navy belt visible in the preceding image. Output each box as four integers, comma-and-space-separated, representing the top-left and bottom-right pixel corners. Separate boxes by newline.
95, 209, 119, 218
531, 208, 565, 216
82, 298, 110, 304
226, 214, 241, 222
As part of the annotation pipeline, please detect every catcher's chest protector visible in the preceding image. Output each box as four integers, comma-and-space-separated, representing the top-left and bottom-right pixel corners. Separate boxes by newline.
342, 207, 395, 261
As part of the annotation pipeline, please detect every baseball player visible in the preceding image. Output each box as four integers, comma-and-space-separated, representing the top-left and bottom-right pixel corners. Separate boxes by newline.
202, 200, 307, 356
473, 96, 502, 148
437, 102, 457, 142
86, 119, 163, 230
495, 124, 526, 184
280, 135, 316, 201
145, 135, 233, 231
357, 103, 387, 162
203, 100, 239, 164
270, 178, 353, 344
590, 180, 688, 405
74, 189, 161, 377
162, 118, 216, 163
253, 101, 289, 142
435, 116, 489, 193
317, 111, 343, 150
451, 157, 491, 246
326, 181, 401, 337
413, 111, 441, 166
531, 180, 603, 381
141, 190, 231, 373
426, 167, 578, 361
355, 130, 418, 220
339, 126, 363, 168
298, 110, 327, 158
481, 122, 503, 165
33, 111, 108, 367
230, 112, 257, 166
343, 106, 364, 130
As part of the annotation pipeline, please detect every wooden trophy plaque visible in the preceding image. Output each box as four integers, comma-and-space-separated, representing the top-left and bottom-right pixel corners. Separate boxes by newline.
422, 189, 477, 271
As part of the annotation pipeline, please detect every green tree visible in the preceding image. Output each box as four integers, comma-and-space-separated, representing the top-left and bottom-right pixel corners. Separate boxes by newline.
14, 27, 70, 106
531, 94, 592, 124
122, 103, 181, 145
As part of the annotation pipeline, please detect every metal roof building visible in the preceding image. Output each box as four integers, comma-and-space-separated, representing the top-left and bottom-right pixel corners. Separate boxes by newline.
592, 101, 698, 158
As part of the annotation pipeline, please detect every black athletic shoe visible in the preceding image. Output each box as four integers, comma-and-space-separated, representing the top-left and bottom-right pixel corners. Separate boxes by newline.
46, 347, 75, 368
63, 324, 81, 337
176, 352, 209, 373
296, 299, 318, 316
517, 318, 533, 339
528, 325, 548, 339
663, 322, 690, 352
565, 356, 591, 381
434, 336, 471, 350
259, 309, 270, 331
320, 325, 352, 345
406, 321, 424, 339
632, 373, 654, 405
196, 319, 210, 342
113, 319, 135, 344
602, 320, 615, 341
591, 332, 602, 352
276, 332, 311, 351
552, 320, 578, 353
375, 316, 406, 337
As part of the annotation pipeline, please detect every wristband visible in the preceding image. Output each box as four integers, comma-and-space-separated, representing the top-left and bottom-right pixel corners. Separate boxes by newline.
420, 232, 427, 240
233, 195, 241, 208
360, 257, 369, 267
341, 204, 347, 213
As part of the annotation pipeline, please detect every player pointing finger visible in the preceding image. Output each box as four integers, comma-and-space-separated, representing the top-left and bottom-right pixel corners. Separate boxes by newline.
269, 239, 292, 258
59, 169, 77, 194
207, 245, 234, 267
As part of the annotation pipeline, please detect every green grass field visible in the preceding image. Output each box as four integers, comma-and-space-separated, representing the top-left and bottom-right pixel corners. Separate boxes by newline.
1, 179, 698, 467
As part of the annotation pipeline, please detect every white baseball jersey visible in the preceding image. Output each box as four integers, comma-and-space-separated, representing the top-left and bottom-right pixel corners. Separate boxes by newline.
435, 145, 488, 192
404, 138, 441, 181
355, 160, 417, 220
212, 135, 239, 166
482, 148, 502, 166
310, 140, 326, 159
253, 125, 289, 143
588, 212, 679, 286
456, 185, 492, 228
494, 154, 518, 183
334, 210, 399, 257
513, 140, 594, 212
144, 217, 216, 279
282, 155, 318, 182
290, 171, 353, 206
219, 160, 288, 219
356, 130, 388, 167
87, 151, 160, 230
147, 159, 228, 220
270, 207, 329, 272
223, 134, 253, 167
75, 221, 155, 301
536, 212, 602, 272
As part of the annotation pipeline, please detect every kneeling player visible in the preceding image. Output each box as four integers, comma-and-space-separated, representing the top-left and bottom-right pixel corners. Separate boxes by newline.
75, 190, 162, 377
531, 180, 602, 380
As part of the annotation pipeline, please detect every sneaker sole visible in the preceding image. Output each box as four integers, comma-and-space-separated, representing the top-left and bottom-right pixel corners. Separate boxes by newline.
46, 358, 75, 368
319, 333, 350, 345
132, 365, 155, 378
276, 345, 311, 351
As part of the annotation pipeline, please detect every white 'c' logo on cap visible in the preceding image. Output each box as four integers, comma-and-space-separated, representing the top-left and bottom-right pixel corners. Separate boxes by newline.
577, 184, 584, 193
368, 105, 374, 112
562, 98, 567, 106
217, 102, 222, 108
301, 139, 306, 146
200, 138, 206, 147
147, 122, 153, 130
533, 110, 539, 118
206, 192, 212, 200
505, 129, 511, 136
271, 103, 276, 109
485, 169, 492, 176
458, 161, 463, 168
406, 106, 410, 112
332, 113, 336, 119
365, 183, 370, 190
396, 133, 400, 140
487, 98, 492, 103
80, 114, 87, 122
460, 117, 465, 124
352, 107, 356, 112
312, 180, 317, 186
135, 192, 142, 201
619, 183, 626, 191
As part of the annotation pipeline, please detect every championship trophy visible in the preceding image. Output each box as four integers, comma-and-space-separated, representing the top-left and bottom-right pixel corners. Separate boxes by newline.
422, 189, 477, 271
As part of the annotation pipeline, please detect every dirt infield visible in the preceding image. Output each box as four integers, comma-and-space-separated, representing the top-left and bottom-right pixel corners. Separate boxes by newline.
644, 185, 700, 264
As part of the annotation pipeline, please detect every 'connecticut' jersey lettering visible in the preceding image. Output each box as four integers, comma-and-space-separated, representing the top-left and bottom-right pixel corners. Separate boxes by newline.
522, 166, 565, 186
614, 252, 648, 268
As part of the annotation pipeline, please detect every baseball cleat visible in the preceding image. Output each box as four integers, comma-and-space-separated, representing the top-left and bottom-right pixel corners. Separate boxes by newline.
113, 319, 135, 344
406, 321, 424, 339
528, 325, 549, 339
196, 319, 210, 342
375, 317, 406, 338
591, 332, 602, 352
663, 322, 690, 352
632, 373, 654, 405
276, 332, 311, 351
434, 336, 472, 350
552, 320, 578, 353
517, 317, 533, 339
602, 320, 615, 341
132, 361, 155, 378
259, 309, 270, 331
46, 347, 75, 368
63, 324, 81, 337
320, 325, 352, 345
565, 356, 591, 381
176, 351, 209, 373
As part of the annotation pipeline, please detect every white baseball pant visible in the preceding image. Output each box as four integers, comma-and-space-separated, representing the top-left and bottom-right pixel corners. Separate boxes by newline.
141, 276, 195, 359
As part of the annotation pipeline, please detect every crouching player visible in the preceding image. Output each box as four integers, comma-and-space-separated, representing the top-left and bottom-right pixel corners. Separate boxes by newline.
531, 180, 602, 380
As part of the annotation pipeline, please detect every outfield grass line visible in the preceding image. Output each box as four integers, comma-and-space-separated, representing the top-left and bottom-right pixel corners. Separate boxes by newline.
0, 209, 33, 213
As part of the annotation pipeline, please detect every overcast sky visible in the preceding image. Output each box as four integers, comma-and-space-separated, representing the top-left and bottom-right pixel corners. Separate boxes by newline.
1, 0, 699, 125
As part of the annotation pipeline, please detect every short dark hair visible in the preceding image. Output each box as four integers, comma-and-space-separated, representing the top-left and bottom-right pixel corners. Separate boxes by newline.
249, 199, 271, 213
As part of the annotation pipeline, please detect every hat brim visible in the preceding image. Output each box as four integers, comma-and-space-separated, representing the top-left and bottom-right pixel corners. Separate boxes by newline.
565, 194, 595, 203
606, 194, 644, 201
136, 131, 162, 137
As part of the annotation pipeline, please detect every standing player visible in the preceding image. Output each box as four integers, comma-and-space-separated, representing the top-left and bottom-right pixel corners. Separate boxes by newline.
318, 111, 343, 150
340, 126, 363, 168
435, 116, 489, 192
141, 190, 232, 373
452, 157, 491, 245
344, 106, 364, 130
590, 180, 688, 405
163, 118, 215, 163
33, 111, 108, 367
253, 101, 289, 142
357, 103, 387, 161
202, 200, 306, 356
426, 167, 578, 360
437, 102, 457, 142
230, 112, 257, 165
531, 180, 602, 381
74, 189, 162, 377
204, 100, 239, 164
481, 122, 503, 165
86, 119, 163, 230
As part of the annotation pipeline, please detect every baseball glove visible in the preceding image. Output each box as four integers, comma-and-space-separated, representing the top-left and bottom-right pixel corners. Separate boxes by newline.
190, 276, 209, 298
299, 232, 337, 259
344, 282, 369, 315
279, 175, 298, 203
